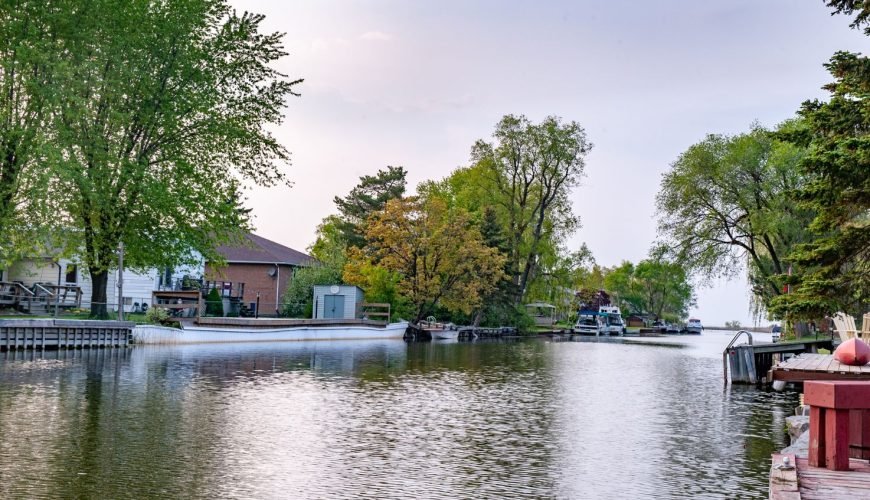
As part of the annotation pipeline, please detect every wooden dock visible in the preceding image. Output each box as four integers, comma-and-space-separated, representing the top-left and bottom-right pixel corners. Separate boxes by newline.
0, 319, 132, 350
725, 337, 835, 384
771, 453, 870, 499
770, 353, 870, 383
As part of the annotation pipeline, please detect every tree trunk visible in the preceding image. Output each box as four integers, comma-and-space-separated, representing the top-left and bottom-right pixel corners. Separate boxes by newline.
89, 268, 109, 319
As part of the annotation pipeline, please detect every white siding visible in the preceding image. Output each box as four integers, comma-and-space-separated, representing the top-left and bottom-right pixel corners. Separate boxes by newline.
313, 285, 364, 319
6, 259, 62, 285
79, 267, 160, 312
5, 250, 205, 313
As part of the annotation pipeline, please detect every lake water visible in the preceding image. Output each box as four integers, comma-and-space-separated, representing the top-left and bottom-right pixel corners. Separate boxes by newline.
0, 331, 796, 499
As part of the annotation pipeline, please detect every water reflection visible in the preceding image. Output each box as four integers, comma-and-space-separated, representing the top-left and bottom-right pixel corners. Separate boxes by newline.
0, 337, 797, 499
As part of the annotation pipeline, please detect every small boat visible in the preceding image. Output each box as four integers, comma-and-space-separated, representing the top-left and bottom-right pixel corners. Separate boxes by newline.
834, 338, 870, 366
430, 329, 459, 340
685, 318, 703, 335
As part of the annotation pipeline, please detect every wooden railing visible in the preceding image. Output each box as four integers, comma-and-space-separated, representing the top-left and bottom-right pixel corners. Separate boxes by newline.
358, 302, 390, 323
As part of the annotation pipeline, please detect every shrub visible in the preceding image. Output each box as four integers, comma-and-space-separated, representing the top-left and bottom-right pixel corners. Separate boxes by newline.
204, 287, 224, 316
145, 306, 171, 325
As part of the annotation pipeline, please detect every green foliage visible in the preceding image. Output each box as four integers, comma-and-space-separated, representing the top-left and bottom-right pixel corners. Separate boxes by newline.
656, 122, 811, 317
204, 288, 224, 317
603, 252, 695, 322
772, 50, 870, 319
345, 197, 507, 323
330, 166, 407, 249
471, 115, 592, 304
144, 306, 171, 326
724, 320, 742, 329
309, 215, 348, 270
36, 0, 301, 317
342, 262, 412, 321
282, 265, 343, 318
826, 0, 870, 34
0, 1, 72, 265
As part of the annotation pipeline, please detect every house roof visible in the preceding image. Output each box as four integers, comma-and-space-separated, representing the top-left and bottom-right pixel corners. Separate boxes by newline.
214, 233, 312, 266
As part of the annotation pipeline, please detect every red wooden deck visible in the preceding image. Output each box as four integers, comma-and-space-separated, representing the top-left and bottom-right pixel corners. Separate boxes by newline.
771, 353, 870, 383
771, 454, 870, 499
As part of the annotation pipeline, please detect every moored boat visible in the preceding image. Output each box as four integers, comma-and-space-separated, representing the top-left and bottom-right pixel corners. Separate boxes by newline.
685, 318, 703, 335
133, 320, 409, 344
599, 306, 626, 336
572, 313, 602, 335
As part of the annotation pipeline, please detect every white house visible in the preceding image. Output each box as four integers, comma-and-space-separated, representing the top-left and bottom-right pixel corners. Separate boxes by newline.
1, 253, 204, 313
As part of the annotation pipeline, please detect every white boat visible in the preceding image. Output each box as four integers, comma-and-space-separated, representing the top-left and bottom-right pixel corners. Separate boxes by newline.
430, 329, 459, 340
599, 306, 626, 336
573, 313, 603, 335
132, 320, 409, 344
685, 318, 703, 335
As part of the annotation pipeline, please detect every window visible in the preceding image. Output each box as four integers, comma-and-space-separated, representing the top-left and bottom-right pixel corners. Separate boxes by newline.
123, 297, 133, 306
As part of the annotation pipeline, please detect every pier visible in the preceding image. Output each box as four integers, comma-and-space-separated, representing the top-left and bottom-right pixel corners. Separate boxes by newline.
770, 353, 870, 383
723, 330, 835, 384
0, 319, 132, 350
771, 453, 870, 499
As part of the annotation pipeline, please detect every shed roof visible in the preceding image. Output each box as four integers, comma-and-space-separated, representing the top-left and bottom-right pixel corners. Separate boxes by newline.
214, 233, 312, 266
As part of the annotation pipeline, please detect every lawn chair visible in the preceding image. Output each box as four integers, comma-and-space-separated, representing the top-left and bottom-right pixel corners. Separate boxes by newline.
833, 312, 858, 342
862, 313, 870, 341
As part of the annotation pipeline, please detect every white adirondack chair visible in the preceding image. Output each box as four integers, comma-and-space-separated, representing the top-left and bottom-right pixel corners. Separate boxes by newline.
833, 312, 858, 342
862, 313, 870, 340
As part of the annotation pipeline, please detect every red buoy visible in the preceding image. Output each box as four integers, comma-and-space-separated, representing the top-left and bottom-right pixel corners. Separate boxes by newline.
833, 338, 870, 366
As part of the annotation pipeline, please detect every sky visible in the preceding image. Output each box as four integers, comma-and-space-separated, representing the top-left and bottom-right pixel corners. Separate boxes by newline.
229, 0, 866, 327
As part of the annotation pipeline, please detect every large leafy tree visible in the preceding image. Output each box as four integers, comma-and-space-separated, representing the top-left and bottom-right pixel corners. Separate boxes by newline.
656, 123, 811, 314
604, 255, 695, 322
471, 115, 591, 305
0, 1, 70, 263
771, 3, 870, 318
345, 197, 506, 323
51, 0, 300, 317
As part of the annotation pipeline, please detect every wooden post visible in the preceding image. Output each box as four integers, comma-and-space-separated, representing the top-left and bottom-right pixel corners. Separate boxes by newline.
117, 242, 125, 322
826, 409, 851, 471
850, 409, 870, 459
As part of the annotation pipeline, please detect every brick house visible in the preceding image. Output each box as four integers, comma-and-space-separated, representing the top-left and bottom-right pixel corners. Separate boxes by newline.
205, 233, 312, 315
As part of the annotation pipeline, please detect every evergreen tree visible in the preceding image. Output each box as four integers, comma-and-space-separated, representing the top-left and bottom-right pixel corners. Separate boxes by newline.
772, 4, 870, 318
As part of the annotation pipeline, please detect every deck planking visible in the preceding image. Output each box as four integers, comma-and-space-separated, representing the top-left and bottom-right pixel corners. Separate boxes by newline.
771, 454, 870, 499
772, 354, 870, 383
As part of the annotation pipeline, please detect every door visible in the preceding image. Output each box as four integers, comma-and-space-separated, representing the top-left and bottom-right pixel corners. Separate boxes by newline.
324, 295, 345, 319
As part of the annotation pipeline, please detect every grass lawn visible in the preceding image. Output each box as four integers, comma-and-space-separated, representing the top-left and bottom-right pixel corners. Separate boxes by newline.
0, 310, 150, 324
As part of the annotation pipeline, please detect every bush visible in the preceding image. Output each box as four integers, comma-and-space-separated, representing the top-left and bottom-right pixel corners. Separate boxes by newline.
204, 287, 224, 316
145, 306, 171, 325
282, 264, 342, 318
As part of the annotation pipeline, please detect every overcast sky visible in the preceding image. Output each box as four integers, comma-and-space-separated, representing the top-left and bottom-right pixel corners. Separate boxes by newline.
230, 0, 866, 326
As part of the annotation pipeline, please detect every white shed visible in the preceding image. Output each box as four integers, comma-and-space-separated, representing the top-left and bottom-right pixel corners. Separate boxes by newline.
313, 285, 364, 319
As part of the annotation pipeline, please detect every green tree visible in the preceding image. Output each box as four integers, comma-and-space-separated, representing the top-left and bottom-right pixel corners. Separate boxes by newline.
0, 1, 70, 264
204, 287, 224, 317
309, 215, 348, 271
656, 123, 810, 315
604, 261, 644, 315
346, 197, 506, 323
771, 5, 870, 318
282, 264, 342, 318
632, 257, 695, 321
50, 0, 301, 317
330, 165, 407, 249
471, 115, 591, 305
603, 254, 695, 321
